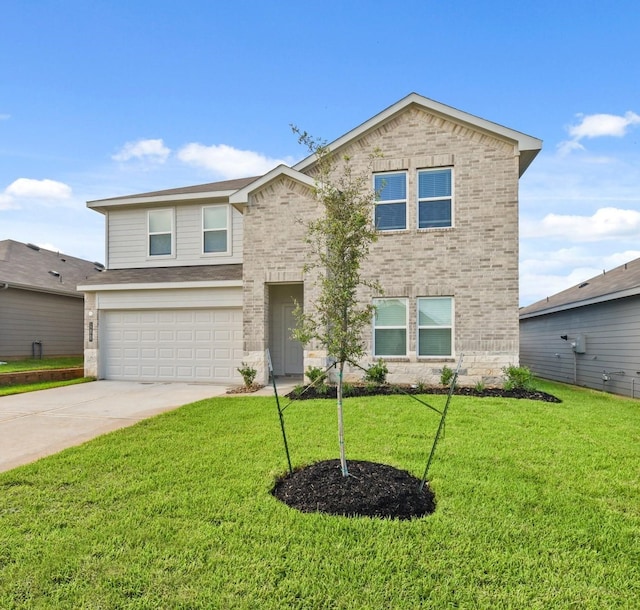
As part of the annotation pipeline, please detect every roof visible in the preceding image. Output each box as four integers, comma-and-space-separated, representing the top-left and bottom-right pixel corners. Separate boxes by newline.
520, 257, 640, 319
0, 240, 104, 297
78, 264, 243, 289
88, 176, 260, 212
293, 93, 542, 178
87, 94, 542, 214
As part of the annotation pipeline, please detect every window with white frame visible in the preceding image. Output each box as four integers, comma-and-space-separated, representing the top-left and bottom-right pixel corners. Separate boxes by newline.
418, 297, 453, 356
148, 209, 173, 256
203, 205, 230, 254
418, 168, 452, 229
373, 298, 407, 356
374, 172, 407, 231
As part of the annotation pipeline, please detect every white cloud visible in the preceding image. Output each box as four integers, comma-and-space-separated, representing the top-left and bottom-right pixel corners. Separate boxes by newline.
569, 111, 640, 139
521, 207, 640, 242
112, 138, 170, 163
558, 110, 640, 155
0, 178, 73, 211
0, 113, 10, 121
5, 178, 72, 200
177, 143, 294, 179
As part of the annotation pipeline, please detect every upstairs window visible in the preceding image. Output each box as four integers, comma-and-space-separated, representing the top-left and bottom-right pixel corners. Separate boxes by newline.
418, 297, 453, 357
374, 172, 406, 231
418, 168, 452, 229
373, 298, 407, 356
148, 209, 173, 256
203, 205, 230, 254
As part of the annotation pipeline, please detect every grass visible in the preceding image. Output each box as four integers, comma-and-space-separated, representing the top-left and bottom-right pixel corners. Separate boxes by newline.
0, 379, 638, 608
0, 356, 83, 373
0, 377, 94, 397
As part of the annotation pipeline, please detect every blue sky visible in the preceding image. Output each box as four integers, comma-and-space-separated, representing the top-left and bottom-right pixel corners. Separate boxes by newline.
1, 0, 639, 306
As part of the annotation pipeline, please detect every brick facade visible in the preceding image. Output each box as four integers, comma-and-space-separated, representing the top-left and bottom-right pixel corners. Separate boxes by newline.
243, 107, 522, 386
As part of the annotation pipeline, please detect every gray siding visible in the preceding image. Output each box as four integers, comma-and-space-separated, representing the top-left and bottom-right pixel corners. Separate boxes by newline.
107, 204, 243, 269
0, 288, 84, 359
520, 296, 640, 397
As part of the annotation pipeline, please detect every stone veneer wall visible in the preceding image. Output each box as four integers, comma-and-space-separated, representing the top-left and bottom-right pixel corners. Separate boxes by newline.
243, 107, 521, 386
83, 292, 99, 378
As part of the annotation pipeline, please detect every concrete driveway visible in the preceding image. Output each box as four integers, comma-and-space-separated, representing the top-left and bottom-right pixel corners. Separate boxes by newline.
0, 380, 230, 473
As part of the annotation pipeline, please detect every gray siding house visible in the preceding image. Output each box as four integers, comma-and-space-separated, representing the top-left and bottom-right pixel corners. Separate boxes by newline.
80, 93, 542, 386
520, 258, 640, 397
0, 240, 103, 360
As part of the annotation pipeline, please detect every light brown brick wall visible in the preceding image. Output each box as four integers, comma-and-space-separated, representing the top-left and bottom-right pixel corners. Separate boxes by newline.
244, 107, 521, 385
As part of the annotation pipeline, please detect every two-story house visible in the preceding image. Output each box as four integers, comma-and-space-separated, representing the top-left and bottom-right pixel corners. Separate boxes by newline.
79, 93, 541, 386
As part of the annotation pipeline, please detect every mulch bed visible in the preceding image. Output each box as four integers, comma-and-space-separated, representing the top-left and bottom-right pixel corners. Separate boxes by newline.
286, 383, 561, 403
272, 383, 560, 520
272, 459, 435, 520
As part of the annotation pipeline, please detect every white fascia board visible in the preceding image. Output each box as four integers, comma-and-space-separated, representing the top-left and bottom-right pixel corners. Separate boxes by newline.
519, 286, 640, 319
77, 280, 243, 292
229, 165, 315, 205
87, 189, 238, 212
293, 93, 542, 176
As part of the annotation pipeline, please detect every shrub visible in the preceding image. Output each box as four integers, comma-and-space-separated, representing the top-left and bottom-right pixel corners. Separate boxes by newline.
440, 366, 454, 386
414, 379, 428, 393
305, 366, 327, 385
502, 365, 536, 391
237, 362, 257, 388
364, 359, 388, 384
474, 380, 486, 393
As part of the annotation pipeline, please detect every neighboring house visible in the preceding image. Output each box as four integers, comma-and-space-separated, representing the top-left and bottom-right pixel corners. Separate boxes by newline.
0, 239, 104, 360
79, 93, 542, 385
520, 258, 640, 398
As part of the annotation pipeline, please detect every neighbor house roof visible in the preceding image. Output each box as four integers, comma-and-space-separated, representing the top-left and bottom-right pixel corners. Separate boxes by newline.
0, 240, 104, 297
520, 257, 640, 319
293, 93, 543, 177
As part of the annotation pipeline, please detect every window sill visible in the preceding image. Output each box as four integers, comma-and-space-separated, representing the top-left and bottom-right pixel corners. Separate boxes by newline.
417, 226, 454, 233
374, 357, 410, 362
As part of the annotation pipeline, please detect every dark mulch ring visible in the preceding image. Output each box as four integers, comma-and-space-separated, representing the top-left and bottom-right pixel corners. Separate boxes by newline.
272, 459, 436, 520
287, 383, 561, 403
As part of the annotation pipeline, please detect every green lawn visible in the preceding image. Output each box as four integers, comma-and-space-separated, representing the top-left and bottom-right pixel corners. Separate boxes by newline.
0, 380, 638, 608
0, 356, 83, 373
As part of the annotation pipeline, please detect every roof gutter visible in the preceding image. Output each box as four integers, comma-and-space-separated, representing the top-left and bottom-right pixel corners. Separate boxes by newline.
0, 282, 8, 290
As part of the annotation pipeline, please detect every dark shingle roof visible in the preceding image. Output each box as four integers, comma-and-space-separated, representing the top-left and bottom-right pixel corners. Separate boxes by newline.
520, 257, 640, 318
91, 176, 260, 203
0, 240, 104, 296
78, 264, 242, 287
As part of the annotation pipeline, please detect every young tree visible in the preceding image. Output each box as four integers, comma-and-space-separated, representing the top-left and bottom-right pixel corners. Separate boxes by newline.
291, 129, 381, 477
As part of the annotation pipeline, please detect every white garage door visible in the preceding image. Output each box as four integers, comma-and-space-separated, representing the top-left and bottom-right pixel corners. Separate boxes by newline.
101, 309, 243, 383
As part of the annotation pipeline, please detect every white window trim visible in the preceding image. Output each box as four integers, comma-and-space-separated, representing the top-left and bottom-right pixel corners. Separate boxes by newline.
147, 208, 175, 259
202, 204, 232, 256
417, 296, 454, 358
417, 167, 454, 230
373, 297, 408, 358
374, 171, 408, 232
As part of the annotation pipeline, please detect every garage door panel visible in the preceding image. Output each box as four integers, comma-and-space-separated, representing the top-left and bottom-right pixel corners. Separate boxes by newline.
101, 308, 242, 383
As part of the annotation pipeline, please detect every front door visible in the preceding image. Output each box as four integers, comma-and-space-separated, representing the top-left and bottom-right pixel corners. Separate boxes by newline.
268, 284, 303, 376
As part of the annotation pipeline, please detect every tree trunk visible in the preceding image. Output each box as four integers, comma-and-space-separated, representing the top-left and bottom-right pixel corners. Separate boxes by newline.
337, 360, 349, 476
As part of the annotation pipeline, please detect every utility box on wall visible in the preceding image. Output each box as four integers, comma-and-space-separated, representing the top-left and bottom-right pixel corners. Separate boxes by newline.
574, 334, 586, 354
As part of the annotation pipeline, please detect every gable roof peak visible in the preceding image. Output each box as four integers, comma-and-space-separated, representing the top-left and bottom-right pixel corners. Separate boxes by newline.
294, 93, 542, 177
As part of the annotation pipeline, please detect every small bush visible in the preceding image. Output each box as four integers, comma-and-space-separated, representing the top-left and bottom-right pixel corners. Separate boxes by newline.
364, 359, 388, 384
342, 382, 355, 397
440, 366, 454, 386
502, 365, 536, 391
414, 379, 428, 393
305, 366, 327, 385
237, 362, 257, 388
291, 384, 305, 398
474, 380, 486, 393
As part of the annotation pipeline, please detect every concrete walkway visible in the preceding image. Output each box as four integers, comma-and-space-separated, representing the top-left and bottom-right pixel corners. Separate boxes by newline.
0, 378, 300, 473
